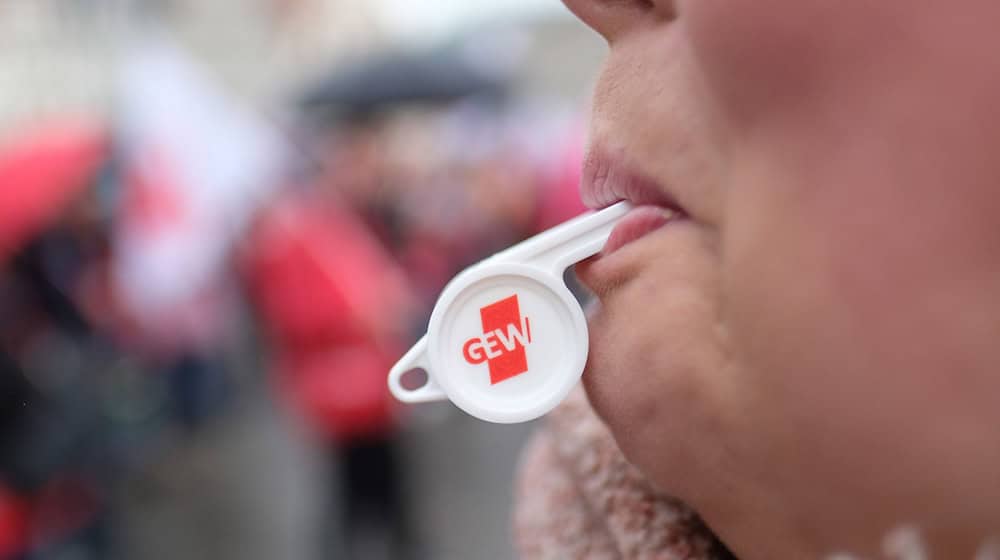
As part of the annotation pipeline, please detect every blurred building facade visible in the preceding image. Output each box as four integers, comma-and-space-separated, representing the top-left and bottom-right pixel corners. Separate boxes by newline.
0, 0, 604, 132
0, 0, 384, 130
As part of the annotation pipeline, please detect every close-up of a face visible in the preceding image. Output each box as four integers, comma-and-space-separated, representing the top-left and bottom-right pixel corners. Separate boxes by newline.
565, 0, 1000, 557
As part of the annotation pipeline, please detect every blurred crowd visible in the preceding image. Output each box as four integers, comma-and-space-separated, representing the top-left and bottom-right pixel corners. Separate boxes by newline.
0, 18, 593, 559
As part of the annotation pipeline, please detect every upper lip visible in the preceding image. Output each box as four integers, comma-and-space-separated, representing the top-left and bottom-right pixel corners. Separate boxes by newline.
580, 148, 685, 214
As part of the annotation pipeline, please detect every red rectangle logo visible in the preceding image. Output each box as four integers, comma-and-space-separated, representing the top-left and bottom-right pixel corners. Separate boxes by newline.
462, 294, 533, 385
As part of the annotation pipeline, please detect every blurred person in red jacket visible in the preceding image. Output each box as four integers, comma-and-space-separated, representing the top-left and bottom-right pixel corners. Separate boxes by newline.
244, 182, 418, 558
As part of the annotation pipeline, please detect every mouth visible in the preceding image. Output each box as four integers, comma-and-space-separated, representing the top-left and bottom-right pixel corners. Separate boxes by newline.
581, 148, 687, 256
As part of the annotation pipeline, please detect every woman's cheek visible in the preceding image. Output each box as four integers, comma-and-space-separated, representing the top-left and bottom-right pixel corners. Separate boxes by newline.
678, 0, 869, 126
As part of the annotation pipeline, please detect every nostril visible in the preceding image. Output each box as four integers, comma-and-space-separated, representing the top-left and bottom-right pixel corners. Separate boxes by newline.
635, 0, 679, 22
606, 0, 655, 12
641, 0, 679, 21
563, 0, 662, 42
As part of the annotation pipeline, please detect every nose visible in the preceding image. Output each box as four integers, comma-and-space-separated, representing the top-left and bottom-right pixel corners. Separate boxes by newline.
561, 0, 674, 43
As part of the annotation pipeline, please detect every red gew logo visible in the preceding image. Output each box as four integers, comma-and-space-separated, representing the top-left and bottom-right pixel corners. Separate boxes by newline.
462, 294, 533, 385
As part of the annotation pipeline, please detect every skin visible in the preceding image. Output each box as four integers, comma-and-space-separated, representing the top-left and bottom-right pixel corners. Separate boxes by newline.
563, 0, 1000, 557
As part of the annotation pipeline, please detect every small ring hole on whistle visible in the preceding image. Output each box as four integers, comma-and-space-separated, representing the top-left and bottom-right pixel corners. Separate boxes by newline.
399, 368, 429, 392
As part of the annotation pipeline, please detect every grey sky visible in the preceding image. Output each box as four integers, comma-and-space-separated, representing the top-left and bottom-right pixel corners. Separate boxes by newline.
372, 0, 570, 44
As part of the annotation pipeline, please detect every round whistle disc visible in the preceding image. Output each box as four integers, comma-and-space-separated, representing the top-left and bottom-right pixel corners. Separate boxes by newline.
427, 264, 588, 423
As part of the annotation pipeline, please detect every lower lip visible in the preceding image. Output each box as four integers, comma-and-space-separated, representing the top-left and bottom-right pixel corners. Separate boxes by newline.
602, 205, 676, 256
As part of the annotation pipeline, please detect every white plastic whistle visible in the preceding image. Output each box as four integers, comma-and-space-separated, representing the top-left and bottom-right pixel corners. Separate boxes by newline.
388, 201, 633, 423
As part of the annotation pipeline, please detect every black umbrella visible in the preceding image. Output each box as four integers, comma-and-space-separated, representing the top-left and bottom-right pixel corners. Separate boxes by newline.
298, 49, 509, 120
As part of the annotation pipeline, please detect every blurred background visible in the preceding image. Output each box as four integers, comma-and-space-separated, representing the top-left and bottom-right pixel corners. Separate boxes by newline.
0, 0, 605, 558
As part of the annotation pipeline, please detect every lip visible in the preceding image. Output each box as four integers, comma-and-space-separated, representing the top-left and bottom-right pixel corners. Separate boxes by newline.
602, 205, 677, 255
581, 148, 684, 212
581, 148, 686, 256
